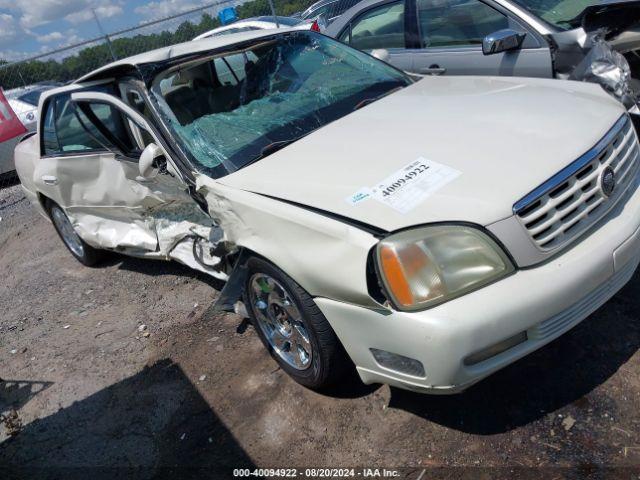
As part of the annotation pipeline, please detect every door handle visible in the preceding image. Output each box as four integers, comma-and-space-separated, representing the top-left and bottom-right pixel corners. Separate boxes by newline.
42, 175, 59, 186
419, 65, 447, 75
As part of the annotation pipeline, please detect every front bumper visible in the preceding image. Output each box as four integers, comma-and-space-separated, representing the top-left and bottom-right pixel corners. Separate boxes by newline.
317, 176, 640, 394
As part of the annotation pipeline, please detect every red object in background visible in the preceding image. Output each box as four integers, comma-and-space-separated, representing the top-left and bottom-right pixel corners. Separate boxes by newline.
311, 20, 320, 32
0, 88, 27, 143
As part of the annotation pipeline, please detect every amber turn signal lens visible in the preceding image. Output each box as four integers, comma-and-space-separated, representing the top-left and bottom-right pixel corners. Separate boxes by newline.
379, 245, 413, 306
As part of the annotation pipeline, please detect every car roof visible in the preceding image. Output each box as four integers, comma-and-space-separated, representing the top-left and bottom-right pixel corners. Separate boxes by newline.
192, 16, 302, 40
192, 20, 276, 41
303, 0, 338, 13
252, 15, 301, 24
76, 27, 298, 84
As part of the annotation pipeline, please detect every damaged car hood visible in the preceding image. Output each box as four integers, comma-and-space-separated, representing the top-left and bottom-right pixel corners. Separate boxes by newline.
219, 76, 625, 232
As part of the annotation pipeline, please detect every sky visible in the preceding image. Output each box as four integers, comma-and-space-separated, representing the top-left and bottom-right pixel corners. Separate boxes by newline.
0, 0, 218, 61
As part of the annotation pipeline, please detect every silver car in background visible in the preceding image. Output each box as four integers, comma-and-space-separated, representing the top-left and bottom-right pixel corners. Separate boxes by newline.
325, 0, 640, 112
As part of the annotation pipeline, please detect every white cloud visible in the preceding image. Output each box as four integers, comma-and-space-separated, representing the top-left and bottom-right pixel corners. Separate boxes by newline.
0, 0, 124, 29
16, 0, 88, 28
0, 13, 28, 50
65, 34, 83, 45
134, 0, 207, 21
0, 0, 124, 60
36, 30, 64, 43
66, 3, 123, 24
0, 13, 20, 39
35, 29, 82, 48
0, 48, 35, 61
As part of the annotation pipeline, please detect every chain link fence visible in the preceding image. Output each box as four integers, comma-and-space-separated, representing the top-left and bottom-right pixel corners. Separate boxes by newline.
0, 0, 355, 190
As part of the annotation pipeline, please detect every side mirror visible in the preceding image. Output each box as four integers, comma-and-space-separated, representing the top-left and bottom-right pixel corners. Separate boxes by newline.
482, 29, 526, 55
371, 49, 391, 63
138, 143, 164, 180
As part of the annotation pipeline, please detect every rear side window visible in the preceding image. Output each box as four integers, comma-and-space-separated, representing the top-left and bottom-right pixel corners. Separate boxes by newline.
339, 1, 405, 50
42, 90, 135, 156
18, 89, 44, 107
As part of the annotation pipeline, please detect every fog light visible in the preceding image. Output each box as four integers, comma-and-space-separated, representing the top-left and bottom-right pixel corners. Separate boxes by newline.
370, 348, 425, 377
464, 332, 528, 366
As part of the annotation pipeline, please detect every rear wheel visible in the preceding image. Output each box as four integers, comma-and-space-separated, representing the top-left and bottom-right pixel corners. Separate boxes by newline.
48, 201, 102, 266
244, 257, 349, 389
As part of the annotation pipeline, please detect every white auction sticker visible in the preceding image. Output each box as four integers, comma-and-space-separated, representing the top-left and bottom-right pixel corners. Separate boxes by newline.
369, 157, 461, 213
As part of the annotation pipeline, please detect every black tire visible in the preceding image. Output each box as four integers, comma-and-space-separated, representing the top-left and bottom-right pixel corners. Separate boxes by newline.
243, 256, 349, 389
46, 200, 103, 267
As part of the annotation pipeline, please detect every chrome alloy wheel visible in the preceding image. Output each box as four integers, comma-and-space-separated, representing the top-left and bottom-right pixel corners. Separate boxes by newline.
51, 206, 85, 258
249, 274, 313, 370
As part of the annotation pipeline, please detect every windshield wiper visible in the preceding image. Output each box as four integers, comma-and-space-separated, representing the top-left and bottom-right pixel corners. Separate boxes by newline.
353, 86, 405, 111
244, 136, 307, 167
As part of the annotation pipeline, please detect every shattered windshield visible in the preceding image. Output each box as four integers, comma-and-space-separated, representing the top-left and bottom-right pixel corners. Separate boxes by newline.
512, 0, 604, 29
152, 31, 411, 177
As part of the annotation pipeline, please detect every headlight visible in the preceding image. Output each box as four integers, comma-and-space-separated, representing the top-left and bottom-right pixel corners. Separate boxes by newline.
375, 225, 515, 311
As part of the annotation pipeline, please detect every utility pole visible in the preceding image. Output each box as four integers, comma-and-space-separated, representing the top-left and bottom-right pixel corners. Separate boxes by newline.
92, 8, 117, 62
266, 0, 279, 28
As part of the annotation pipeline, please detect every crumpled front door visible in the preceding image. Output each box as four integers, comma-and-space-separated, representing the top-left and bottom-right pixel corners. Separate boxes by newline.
34, 151, 165, 252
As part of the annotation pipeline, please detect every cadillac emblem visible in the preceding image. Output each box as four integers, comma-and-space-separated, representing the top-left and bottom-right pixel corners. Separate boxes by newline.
600, 166, 616, 198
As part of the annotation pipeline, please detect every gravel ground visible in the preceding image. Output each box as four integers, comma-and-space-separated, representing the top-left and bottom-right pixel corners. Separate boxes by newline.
1, 182, 640, 479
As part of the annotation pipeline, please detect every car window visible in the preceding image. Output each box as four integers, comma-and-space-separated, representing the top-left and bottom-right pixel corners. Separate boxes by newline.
84, 102, 136, 154
124, 89, 155, 148
46, 94, 105, 154
417, 0, 508, 48
510, 0, 600, 30
212, 53, 258, 85
340, 1, 405, 51
42, 91, 135, 156
42, 98, 60, 153
18, 89, 45, 107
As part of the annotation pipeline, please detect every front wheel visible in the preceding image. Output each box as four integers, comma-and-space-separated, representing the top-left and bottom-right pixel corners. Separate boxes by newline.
244, 257, 349, 389
48, 201, 102, 266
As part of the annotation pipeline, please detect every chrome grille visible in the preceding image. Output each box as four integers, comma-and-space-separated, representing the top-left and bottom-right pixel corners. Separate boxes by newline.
515, 116, 640, 251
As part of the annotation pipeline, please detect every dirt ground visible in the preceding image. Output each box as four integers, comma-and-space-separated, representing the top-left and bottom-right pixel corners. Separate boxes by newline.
1, 180, 640, 479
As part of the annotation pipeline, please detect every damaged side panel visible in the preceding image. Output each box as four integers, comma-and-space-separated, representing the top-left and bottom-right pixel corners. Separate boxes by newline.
33, 152, 162, 251
196, 175, 382, 310
549, 29, 638, 109
32, 149, 229, 280
150, 198, 228, 280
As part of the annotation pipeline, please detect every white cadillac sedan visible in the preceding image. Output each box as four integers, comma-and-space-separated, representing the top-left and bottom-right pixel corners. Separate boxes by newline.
14, 30, 640, 393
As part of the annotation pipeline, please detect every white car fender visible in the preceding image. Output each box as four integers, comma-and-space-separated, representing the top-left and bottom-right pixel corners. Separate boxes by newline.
196, 174, 384, 310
